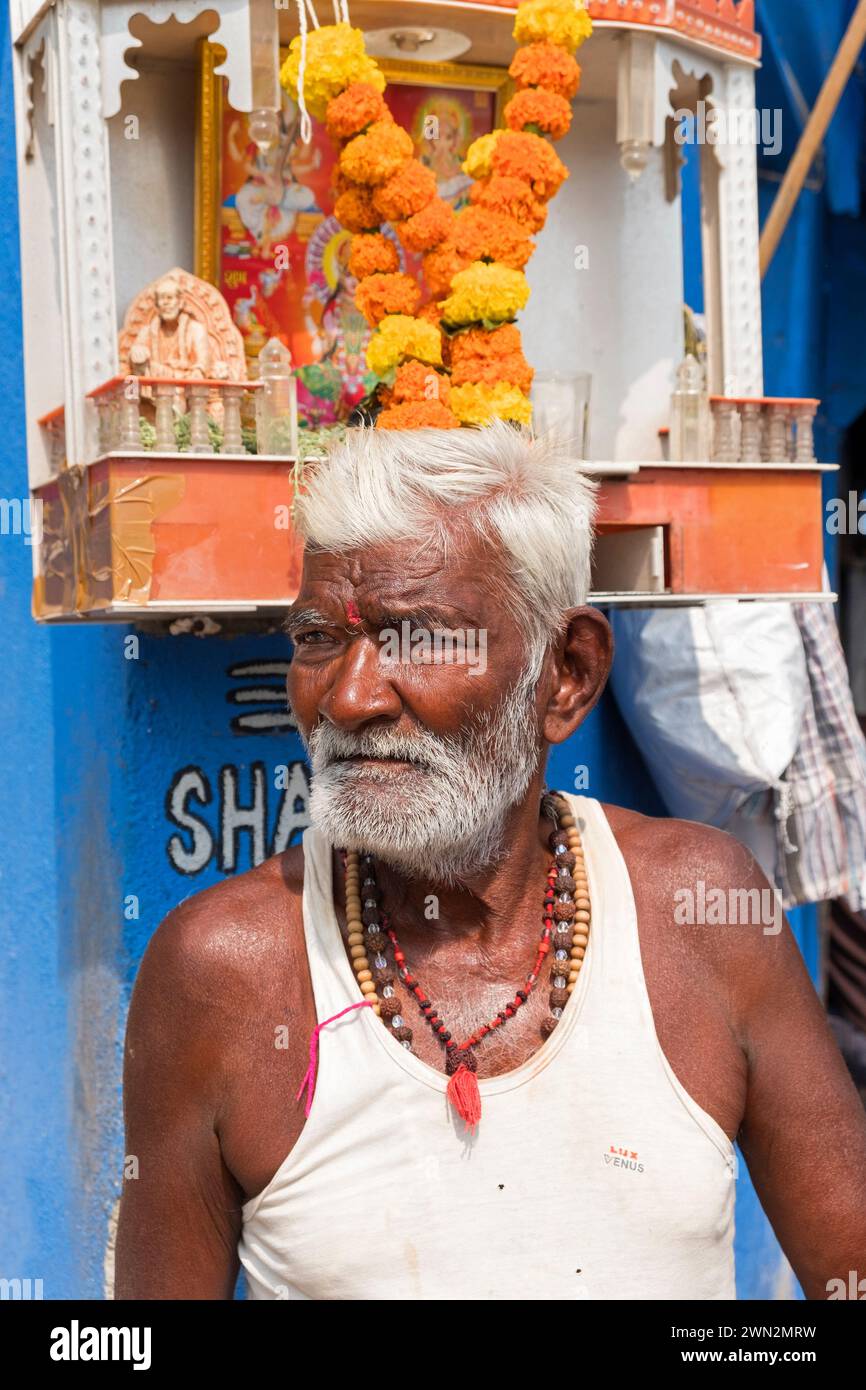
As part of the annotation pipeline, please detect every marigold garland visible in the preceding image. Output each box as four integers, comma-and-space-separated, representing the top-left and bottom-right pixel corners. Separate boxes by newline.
280, 0, 592, 430
462, 131, 502, 182
389, 359, 452, 406
325, 82, 390, 141
451, 206, 534, 271
376, 400, 461, 430
504, 88, 573, 140
281, 24, 385, 123
364, 314, 443, 378
489, 130, 569, 201
509, 42, 582, 101
355, 272, 421, 328
333, 185, 379, 234
398, 198, 455, 254
422, 244, 472, 300
373, 161, 438, 223
339, 120, 414, 186
470, 176, 548, 234
450, 382, 533, 426
441, 263, 531, 329
450, 324, 534, 395
513, 0, 593, 54
348, 232, 400, 280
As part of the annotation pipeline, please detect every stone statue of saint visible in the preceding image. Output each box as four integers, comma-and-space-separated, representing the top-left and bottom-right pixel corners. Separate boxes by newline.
119, 268, 246, 384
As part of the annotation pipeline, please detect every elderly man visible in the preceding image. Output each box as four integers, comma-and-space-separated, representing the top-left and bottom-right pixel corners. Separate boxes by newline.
115, 423, 866, 1300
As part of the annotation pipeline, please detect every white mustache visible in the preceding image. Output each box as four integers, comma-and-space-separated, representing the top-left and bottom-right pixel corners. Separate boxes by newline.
308, 722, 459, 773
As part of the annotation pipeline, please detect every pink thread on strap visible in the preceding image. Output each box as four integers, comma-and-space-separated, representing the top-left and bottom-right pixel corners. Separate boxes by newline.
295, 1001, 373, 1116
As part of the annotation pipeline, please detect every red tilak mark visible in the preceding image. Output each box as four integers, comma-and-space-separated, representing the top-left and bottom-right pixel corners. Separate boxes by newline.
345, 599, 362, 627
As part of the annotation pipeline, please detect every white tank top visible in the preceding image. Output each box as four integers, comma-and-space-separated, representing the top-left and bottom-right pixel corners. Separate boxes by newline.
238, 794, 737, 1300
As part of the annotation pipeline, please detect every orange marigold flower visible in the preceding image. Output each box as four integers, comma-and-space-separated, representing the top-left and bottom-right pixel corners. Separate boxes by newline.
417, 299, 445, 327
452, 205, 534, 270
355, 272, 421, 327
373, 160, 437, 223
376, 399, 461, 430
398, 198, 456, 254
340, 120, 414, 186
326, 83, 390, 141
449, 325, 533, 393
491, 130, 568, 201
390, 359, 451, 406
470, 175, 548, 234
509, 43, 581, 101
505, 88, 573, 140
334, 185, 380, 233
422, 242, 471, 299
451, 350, 534, 394
452, 323, 524, 359
348, 233, 399, 280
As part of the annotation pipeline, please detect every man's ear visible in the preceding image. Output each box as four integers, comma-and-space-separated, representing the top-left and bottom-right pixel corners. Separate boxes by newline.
542, 607, 614, 745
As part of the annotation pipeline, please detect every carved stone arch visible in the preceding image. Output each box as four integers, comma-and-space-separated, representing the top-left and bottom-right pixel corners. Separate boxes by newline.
101, 2, 254, 122
659, 55, 727, 392
22, 30, 51, 162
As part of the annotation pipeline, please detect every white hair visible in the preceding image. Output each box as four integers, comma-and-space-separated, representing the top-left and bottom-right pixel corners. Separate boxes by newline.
293, 420, 598, 688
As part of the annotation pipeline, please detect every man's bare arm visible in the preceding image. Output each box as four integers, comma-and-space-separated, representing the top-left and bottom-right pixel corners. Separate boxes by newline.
726, 857, 866, 1297
114, 900, 243, 1300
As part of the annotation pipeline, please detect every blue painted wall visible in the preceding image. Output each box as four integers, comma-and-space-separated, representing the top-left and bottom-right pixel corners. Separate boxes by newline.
0, 12, 825, 1301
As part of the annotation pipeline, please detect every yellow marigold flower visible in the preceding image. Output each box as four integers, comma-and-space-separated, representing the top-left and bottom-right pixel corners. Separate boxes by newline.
365, 315, 443, 377
450, 382, 533, 426
513, 0, 593, 55
441, 262, 530, 327
340, 120, 414, 186
281, 23, 385, 122
462, 132, 501, 180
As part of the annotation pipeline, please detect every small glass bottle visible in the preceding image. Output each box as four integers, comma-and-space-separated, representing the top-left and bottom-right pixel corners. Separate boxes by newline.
256, 337, 298, 457
670, 354, 711, 462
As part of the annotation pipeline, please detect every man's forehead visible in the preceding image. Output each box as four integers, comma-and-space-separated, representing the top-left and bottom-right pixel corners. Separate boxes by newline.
299, 532, 504, 600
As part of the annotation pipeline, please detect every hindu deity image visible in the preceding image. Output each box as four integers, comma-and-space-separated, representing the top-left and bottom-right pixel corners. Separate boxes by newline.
413, 94, 476, 206
298, 217, 388, 424
228, 98, 322, 258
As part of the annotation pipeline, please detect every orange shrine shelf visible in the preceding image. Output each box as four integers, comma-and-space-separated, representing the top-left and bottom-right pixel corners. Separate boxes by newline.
31, 455, 834, 623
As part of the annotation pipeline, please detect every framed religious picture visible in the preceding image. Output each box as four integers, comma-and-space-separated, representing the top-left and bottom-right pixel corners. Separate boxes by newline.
195, 42, 510, 428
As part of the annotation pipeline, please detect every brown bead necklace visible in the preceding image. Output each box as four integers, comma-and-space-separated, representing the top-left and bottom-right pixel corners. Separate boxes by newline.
341, 791, 591, 1131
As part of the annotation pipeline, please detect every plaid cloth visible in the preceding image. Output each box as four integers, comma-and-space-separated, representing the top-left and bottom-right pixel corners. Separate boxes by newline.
773, 600, 866, 910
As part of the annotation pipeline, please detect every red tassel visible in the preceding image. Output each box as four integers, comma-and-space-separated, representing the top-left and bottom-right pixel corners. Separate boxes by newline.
446, 1064, 482, 1132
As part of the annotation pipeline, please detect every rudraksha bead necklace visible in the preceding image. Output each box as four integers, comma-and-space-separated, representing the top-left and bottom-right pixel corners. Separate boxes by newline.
341, 791, 591, 1130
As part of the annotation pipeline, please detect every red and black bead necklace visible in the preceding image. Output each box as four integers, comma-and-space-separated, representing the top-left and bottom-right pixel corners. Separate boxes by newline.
341, 791, 591, 1130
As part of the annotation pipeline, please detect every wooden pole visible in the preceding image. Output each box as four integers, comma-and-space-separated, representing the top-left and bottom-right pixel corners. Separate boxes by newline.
759, 0, 866, 278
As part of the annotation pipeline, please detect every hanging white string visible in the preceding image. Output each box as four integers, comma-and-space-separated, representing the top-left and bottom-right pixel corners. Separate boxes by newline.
331, 0, 341, 21
305, 0, 320, 29
340, 0, 350, 23
295, 0, 313, 144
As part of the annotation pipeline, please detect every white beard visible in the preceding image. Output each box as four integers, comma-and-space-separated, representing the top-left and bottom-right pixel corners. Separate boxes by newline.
298, 677, 543, 885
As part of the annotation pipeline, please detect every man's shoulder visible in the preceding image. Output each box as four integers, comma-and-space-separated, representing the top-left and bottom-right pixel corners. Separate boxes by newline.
601, 802, 763, 885
599, 801, 783, 979
141, 843, 308, 1002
